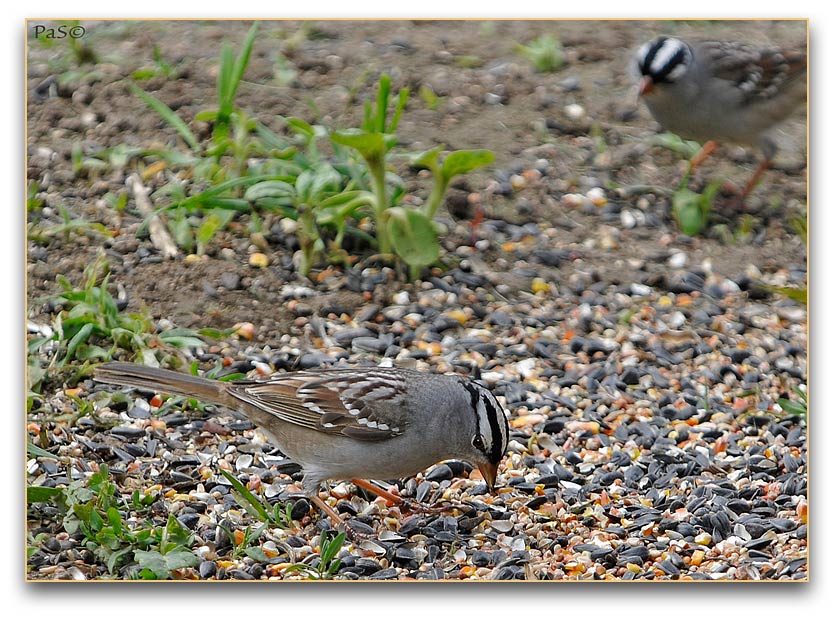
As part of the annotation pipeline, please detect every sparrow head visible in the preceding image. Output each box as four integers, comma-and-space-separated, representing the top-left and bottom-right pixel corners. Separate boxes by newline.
459, 379, 508, 493
634, 36, 693, 96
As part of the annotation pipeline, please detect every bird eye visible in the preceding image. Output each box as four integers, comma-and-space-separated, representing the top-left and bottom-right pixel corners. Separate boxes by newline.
472, 435, 485, 451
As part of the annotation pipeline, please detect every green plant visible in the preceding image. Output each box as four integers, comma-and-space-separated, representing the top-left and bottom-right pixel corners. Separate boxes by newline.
762, 283, 807, 305
131, 45, 178, 80
27, 464, 199, 579
30, 21, 103, 92
671, 178, 722, 236
212, 470, 296, 562
130, 84, 201, 153
419, 84, 441, 110
330, 74, 495, 278
273, 51, 298, 87
112, 39, 493, 274
331, 74, 409, 256
284, 530, 346, 580
651, 132, 724, 236
219, 469, 294, 529
27, 181, 44, 211
28, 254, 210, 376
517, 34, 564, 72
778, 386, 807, 419
789, 208, 808, 246
651, 132, 702, 159
123, 23, 266, 254
27, 205, 112, 243
454, 55, 484, 69
195, 21, 260, 154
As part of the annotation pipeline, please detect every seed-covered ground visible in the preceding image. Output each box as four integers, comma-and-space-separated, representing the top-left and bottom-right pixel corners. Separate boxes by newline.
26, 19, 807, 581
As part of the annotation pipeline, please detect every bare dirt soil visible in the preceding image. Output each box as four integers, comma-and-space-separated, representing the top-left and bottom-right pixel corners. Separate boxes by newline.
26, 19, 807, 336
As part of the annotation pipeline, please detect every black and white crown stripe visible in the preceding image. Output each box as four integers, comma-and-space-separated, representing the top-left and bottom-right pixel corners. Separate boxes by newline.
460, 379, 509, 465
637, 36, 692, 83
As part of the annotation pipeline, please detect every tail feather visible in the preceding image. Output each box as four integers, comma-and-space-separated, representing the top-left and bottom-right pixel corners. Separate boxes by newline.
94, 362, 228, 405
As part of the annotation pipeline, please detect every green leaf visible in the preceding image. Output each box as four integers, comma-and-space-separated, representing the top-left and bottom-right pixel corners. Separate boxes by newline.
320, 531, 346, 566
387, 208, 440, 267
61, 322, 94, 366
671, 185, 716, 237
374, 73, 391, 132
410, 146, 443, 171
168, 214, 194, 253
27, 441, 55, 459
244, 180, 296, 201
441, 149, 495, 182
133, 549, 199, 579
219, 469, 269, 522
764, 286, 808, 304
129, 83, 200, 152
27, 486, 62, 503
196, 209, 235, 252
162, 514, 194, 549
295, 164, 342, 204
651, 132, 701, 159
244, 546, 270, 562
388, 86, 410, 132
88, 507, 105, 532
106, 547, 134, 575
778, 399, 806, 416
285, 117, 316, 138
107, 507, 123, 537
229, 22, 259, 104
331, 130, 388, 162
171, 175, 275, 210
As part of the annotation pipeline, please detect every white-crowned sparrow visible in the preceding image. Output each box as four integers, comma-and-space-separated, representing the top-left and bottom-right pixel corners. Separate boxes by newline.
94, 363, 509, 527
633, 35, 807, 196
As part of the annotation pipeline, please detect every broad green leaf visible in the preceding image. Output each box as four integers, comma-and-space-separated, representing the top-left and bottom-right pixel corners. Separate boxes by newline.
133, 550, 199, 579
651, 132, 701, 159
88, 507, 104, 532
331, 130, 387, 160
441, 150, 495, 181
107, 507, 123, 537
387, 208, 440, 267
244, 180, 296, 201
672, 188, 710, 236
27, 486, 62, 503
765, 286, 808, 304
410, 146, 443, 171
245, 546, 270, 562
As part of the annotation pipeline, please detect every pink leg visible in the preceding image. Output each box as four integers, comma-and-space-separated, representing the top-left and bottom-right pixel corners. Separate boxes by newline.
690, 140, 719, 171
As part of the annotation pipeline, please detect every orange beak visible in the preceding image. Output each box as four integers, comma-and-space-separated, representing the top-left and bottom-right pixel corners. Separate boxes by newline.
638, 75, 654, 97
477, 462, 499, 493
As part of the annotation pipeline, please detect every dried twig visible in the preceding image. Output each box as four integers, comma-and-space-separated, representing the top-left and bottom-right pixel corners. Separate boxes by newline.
126, 174, 179, 259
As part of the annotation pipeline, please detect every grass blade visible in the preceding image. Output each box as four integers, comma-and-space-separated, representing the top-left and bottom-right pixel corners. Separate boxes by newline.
219, 469, 269, 522
230, 22, 259, 104
129, 83, 200, 152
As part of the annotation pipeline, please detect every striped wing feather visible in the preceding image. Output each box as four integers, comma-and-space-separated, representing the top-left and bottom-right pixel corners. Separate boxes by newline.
226, 370, 410, 442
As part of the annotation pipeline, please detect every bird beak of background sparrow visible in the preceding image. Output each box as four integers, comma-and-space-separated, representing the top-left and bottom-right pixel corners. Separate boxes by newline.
638, 75, 654, 97
477, 462, 499, 493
